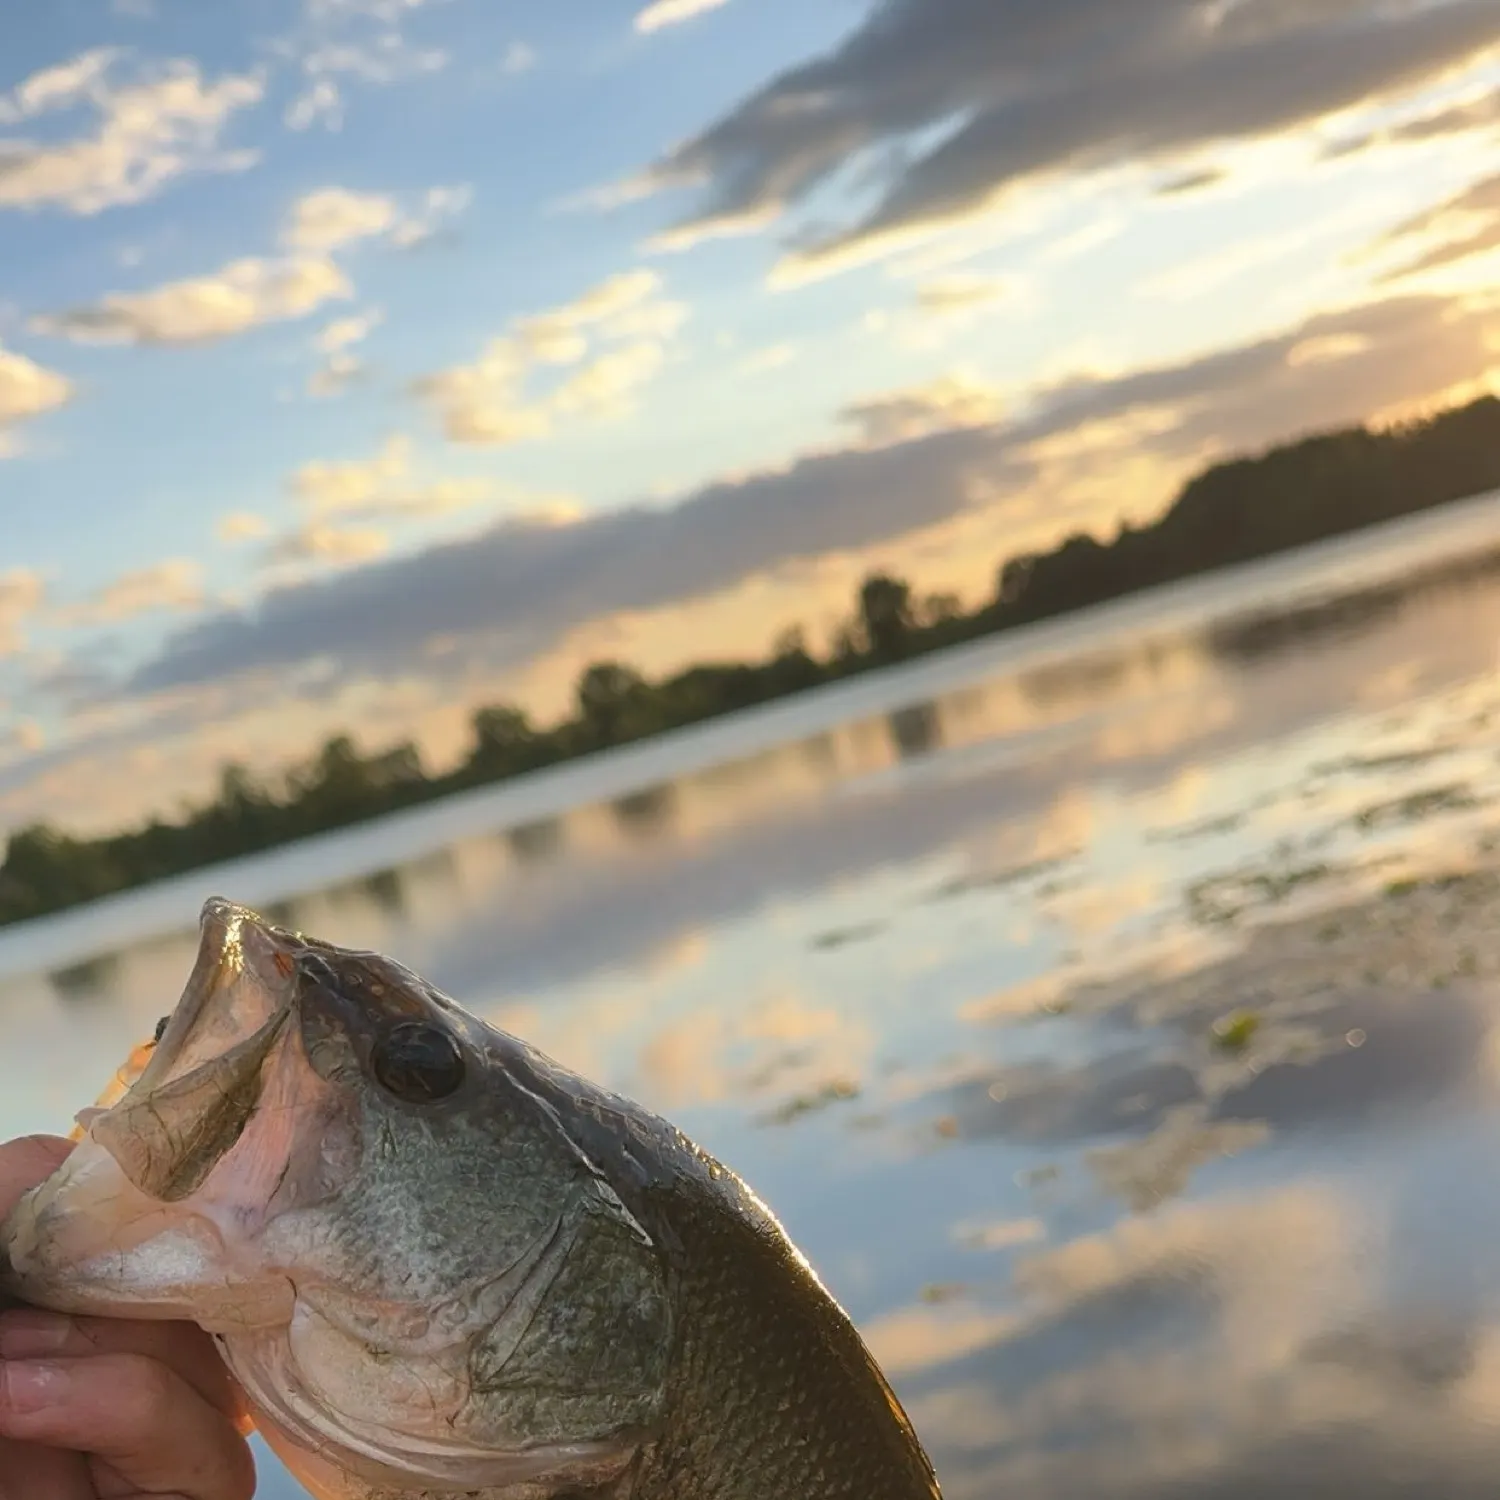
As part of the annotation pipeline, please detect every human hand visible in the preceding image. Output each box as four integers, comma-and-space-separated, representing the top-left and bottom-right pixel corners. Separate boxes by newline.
0, 1134, 258, 1500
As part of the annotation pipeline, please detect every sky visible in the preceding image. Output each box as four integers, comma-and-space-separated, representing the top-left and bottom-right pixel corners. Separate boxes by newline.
1, 0, 1499, 838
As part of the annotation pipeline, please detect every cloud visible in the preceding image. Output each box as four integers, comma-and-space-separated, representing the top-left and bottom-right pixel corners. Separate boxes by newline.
267, 522, 390, 567
840, 373, 1006, 445
285, 80, 343, 132
387, 184, 473, 249
306, 307, 382, 396
288, 433, 411, 514
0, 50, 118, 124
1155, 164, 1227, 196
307, 351, 364, 398
500, 42, 537, 76
252, 184, 466, 261
0, 56, 262, 215
635, 0, 731, 34
1378, 171, 1500, 281
0, 572, 45, 657
413, 269, 686, 445
33, 257, 351, 345
633, 0, 1500, 275
277, 434, 512, 552
551, 341, 667, 418
282, 0, 449, 132
1325, 82, 1500, 156
217, 513, 269, 544
125, 285, 1500, 700
0, 343, 73, 436
315, 309, 383, 354
51, 560, 203, 628
914, 272, 1023, 316
281, 186, 397, 250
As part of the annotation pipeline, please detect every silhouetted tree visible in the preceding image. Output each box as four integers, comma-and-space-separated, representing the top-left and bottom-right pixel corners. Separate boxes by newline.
470, 704, 546, 775
575, 662, 648, 746
8, 393, 1500, 927
859, 574, 916, 663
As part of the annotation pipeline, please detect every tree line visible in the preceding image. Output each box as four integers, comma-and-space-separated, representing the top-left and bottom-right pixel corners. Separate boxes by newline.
4, 393, 1500, 928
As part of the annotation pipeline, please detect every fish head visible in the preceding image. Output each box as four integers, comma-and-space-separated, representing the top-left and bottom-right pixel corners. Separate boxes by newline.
2, 897, 673, 1495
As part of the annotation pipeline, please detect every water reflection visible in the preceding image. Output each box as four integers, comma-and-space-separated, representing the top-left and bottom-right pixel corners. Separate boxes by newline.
888, 702, 944, 760
9, 514, 1500, 1498
47, 952, 120, 1004
612, 782, 679, 836
506, 815, 565, 863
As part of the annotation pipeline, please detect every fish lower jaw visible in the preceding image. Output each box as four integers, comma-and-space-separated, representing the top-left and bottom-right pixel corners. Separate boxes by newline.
224, 1321, 646, 1499
0, 1138, 296, 1329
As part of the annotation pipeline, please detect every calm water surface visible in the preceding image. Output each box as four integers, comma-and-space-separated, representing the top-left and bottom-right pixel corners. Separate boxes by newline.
8, 500, 1500, 1496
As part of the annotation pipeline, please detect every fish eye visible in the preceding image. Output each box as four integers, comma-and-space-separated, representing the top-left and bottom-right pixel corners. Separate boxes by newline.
371, 1022, 466, 1104
152, 1015, 170, 1044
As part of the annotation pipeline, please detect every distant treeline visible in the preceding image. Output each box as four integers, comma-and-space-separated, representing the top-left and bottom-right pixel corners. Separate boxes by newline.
5, 393, 1500, 928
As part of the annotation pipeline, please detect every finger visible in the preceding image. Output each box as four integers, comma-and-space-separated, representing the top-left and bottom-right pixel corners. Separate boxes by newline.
0, 1136, 73, 1222
0, 1355, 256, 1500
0, 1435, 93, 1500
0, 1310, 247, 1425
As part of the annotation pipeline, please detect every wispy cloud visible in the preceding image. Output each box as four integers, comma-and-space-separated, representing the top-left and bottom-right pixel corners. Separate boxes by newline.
0, 49, 118, 124
500, 42, 537, 76
281, 186, 398, 250
387, 184, 472, 249
0, 54, 262, 214
0, 344, 74, 439
51, 559, 203, 627
840, 373, 1007, 447
280, 183, 471, 257
635, 0, 731, 35
308, 306, 382, 396
217, 513, 269, 544
282, 0, 448, 132
33, 257, 350, 345
262, 432, 524, 566
413, 269, 687, 445
0, 572, 46, 657
288, 433, 412, 515
266, 521, 391, 567
914, 271, 1025, 316
1376, 170, 1500, 282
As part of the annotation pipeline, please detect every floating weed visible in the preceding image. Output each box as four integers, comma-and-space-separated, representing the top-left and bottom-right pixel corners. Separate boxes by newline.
809, 920, 887, 952
1213, 1010, 1262, 1053
926, 853, 1074, 903
755, 1078, 861, 1126
1355, 783, 1481, 833
1187, 862, 1335, 925
918, 1282, 968, 1304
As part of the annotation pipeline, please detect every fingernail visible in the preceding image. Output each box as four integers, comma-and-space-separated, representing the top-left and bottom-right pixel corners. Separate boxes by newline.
0, 1312, 72, 1359
0, 1361, 69, 1415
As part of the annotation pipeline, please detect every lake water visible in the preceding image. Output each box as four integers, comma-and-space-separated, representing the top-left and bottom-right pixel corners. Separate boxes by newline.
8, 493, 1500, 1497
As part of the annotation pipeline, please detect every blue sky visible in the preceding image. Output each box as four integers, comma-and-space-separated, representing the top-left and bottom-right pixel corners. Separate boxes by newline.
2, 0, 1499, 835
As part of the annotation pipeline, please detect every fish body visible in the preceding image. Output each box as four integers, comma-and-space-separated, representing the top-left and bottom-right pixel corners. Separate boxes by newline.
2, 899, 941, 1499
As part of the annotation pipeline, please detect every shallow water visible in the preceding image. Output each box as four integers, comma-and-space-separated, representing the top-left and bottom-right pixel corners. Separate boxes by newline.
8, 497, 1500, 1496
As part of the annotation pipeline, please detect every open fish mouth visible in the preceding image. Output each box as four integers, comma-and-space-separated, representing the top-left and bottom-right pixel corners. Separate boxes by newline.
2, 897, 679, 1495
2, 899, 345, 1332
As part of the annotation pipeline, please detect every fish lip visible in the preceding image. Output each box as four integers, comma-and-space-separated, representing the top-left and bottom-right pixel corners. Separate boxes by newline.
137, 897, 300, 1094
0, 900, 324, 1323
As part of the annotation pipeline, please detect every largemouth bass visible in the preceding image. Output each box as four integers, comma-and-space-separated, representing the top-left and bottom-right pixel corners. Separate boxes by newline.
1, 898, 942, 1499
